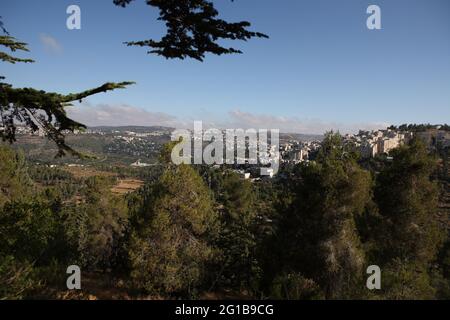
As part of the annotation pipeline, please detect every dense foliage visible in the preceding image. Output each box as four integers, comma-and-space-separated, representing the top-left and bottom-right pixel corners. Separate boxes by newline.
1, 132, 449, 300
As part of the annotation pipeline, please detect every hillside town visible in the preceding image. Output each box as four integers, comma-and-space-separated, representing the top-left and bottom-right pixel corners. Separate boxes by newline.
345, 127, 450, 158
281, 126, 450, 165
12, 124, 450, 180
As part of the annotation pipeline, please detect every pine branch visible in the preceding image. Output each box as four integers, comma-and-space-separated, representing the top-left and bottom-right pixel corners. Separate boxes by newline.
0, 20, 135, 158
61, 81, 136, 103
114, 0, 268, 61
0, 82, 135, 157
0, 52, 34, 64
0, 36, 31, 52
0, 36, 34, 63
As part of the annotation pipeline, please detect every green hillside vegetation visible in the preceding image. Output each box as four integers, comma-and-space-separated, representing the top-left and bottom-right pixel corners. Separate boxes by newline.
1, 132, 449, 300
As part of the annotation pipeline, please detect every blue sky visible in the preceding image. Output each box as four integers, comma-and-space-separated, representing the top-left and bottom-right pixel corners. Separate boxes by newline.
1, 0, 450, 133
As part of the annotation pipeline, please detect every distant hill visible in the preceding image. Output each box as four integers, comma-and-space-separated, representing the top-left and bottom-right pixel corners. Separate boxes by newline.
280, 133, 324, 142
89, 126, 324, 141
88, 126, 174, 133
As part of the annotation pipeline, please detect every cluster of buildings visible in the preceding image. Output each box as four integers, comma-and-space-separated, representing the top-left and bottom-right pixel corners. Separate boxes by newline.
130, 159, 152, 167
280, 140, 321, 164
228, 140, 320, 180
122, 130, 167, 137
14, 123, 450, 180
344, 129, 413, 158
344, 127, 450, 158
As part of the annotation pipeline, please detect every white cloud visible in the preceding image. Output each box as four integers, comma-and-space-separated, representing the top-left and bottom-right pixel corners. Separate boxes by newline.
66, 103, 389, 134
224, 110, 389, 134
67, 102, 183, 128
39, 33, 63, 53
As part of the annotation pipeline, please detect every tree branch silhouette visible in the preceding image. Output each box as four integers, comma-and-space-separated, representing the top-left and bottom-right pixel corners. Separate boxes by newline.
113, 0, 268, 61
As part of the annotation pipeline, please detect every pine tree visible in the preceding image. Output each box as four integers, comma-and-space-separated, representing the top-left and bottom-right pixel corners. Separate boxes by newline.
128, 164, 219, 296
372, 138, 445, 299
0, 145, 36, 204
63, 176, 128, 270
210, 171, 260, 293
374, 138, 444, 263
272, 132, 372, 298
0, 156, 58, 299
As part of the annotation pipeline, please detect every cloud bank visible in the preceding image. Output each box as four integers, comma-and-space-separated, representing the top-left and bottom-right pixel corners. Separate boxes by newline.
67, 103, 388, 134
225, 110, 389, 135
67, 103, 181, 128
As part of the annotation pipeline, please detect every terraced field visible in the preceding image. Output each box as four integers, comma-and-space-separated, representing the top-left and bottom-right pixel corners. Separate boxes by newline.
111, 179, 144, 194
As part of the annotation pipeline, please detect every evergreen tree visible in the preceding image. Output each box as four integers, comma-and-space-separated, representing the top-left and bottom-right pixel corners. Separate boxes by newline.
128, 164, 219, 296
209, 171, 260, 293
271, 132, 372, 298
372, 138, 445, 298
0, 256, 36, 299
0, 146, 34, 206
0, 200, 57, 263
64, 176, 128, 270
374, 138, 444, 263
